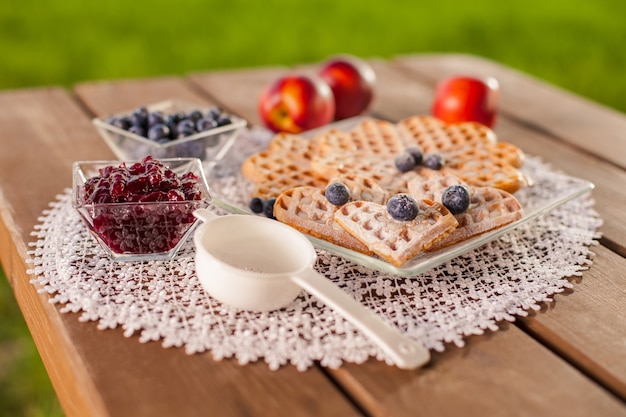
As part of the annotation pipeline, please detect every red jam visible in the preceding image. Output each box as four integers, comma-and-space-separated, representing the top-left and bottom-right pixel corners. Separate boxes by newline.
81, 156, 205, 255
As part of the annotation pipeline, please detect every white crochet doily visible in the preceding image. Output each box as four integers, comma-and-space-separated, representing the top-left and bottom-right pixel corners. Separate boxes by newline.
28, 137, 601, 371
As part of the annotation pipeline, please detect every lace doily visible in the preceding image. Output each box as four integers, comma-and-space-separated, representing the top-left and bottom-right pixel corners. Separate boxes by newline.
27, 135, 602, 371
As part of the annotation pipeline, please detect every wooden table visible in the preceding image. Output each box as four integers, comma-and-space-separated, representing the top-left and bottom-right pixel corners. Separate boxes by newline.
1, 54, 625, 417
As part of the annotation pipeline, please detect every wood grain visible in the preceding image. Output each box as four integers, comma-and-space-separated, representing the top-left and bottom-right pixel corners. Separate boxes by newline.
518, 244, 626, 400
331, 325, 626, 417
74, 76, 213, 117
0, 87, 117, 417
188, 66, 289, 126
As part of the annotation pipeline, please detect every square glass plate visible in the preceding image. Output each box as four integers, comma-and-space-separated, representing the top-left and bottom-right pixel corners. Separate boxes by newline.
206, 119, 595, 277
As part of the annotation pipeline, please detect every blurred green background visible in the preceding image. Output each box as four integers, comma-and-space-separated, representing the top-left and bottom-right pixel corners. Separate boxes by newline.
2, 0, 626, 113
1, 0, 624, 415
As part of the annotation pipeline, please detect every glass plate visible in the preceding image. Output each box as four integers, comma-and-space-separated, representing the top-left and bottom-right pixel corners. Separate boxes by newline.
205, 119, 595, 277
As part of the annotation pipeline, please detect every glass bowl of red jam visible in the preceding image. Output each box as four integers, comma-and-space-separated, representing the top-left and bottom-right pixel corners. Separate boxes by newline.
72, 156, 211, 262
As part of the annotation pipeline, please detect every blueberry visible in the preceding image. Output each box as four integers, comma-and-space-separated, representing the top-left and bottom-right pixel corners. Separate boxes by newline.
406, 145, 424, 165
177, 118, 195, 130
166, 114, 179, 126
216, 115, 232, 127
206, 107, 222, 120
147, 123, 171, 141
424, 153, 444, 170
148, 111, 165, 126
386, 194, 419, 221
188, 110, 204, 122
175, 141, 206, 159
128, 125, 145, 137
395, 151, 417, 173
176, 129, 195, 139
166, 118, 178, 136
196, 117, 218, 131
111, 116, 132, 130
325, 182, 350, 206
263, 197, 277, 219
441, 185, 471, 214
176, 119, 196, 137
172, 111, 187, 123
131, 107, 149, 128
249, 197, 264, 213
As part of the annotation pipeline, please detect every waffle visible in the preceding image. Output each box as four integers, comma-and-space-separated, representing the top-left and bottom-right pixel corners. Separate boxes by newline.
397, 115, 497, 153
427, 186, 523, 251
396, 115, 527, 193
240, 114, 527, 267
311, 154, 398, 186
251, 170, 327, 200
313, 118, 405, 159
382, 170, 425, 197
273, 186, 372, 255
267, 132, 319, 162
327, 174, 387, 205
406, 169, 466, 201
334, 199, 458, 266
241, 150, 313, 184
442, 142, 528, 193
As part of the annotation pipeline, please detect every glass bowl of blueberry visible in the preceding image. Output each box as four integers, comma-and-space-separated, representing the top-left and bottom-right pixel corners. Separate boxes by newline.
72, 156, 212, 262
92, 100, 247, 162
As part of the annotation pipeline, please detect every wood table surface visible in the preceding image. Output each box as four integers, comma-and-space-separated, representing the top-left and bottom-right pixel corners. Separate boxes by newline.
1, 54, 625, 417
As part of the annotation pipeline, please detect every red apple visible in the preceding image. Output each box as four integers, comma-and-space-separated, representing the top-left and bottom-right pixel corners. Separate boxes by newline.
318, 54, 376, 120
258, 74, 335, 134
431, 75, 500, 127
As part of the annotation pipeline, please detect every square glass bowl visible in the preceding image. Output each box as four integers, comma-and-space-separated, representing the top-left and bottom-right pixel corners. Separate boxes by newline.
92, 100, 247, 162
72, 157, 212, 262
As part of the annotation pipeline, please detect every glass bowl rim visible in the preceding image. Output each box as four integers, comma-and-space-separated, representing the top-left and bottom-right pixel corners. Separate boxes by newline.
91, 99, 248, 149
71, 156, 212, 208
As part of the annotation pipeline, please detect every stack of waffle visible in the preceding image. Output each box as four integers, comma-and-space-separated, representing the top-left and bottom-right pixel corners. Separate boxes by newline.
242, 116, 526, 267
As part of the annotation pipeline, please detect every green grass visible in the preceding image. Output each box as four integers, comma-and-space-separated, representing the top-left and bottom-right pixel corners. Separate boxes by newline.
1, 1, 625, 415
0, 267, 64, 417
1, 0, 625, 112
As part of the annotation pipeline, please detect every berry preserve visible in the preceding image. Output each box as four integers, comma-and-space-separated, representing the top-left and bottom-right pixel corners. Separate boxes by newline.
74, 156, 210, 260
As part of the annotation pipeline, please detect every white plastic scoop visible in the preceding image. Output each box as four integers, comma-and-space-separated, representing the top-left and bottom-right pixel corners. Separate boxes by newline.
192, 208, 430, 370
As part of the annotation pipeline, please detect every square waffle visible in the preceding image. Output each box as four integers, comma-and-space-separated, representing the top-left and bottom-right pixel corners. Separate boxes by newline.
333, 199, 458, 266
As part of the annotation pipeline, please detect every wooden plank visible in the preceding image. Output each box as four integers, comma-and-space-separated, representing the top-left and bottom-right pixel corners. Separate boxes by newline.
188, 65, 626, 416
0, 87, 123, 417
188, 66, 289, 126
0, 86, 363, 417
391, 53, 626, 170
518, 244, 626, 400
74, 76, 213, 117
331, 324, 626, 417
0, 87, 111, 231
6, 246, 109, 417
